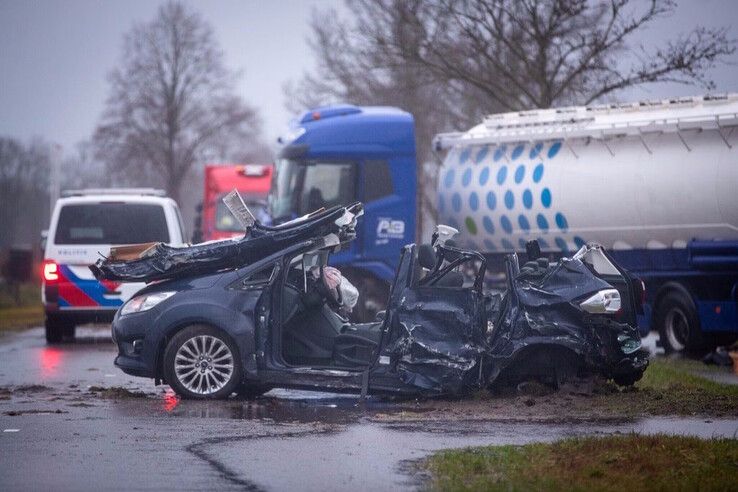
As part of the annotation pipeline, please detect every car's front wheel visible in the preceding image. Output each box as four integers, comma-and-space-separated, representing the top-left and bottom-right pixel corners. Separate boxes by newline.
163, 325, 242, 399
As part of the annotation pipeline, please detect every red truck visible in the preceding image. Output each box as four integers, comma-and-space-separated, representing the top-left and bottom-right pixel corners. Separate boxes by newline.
197, 164, 272, 242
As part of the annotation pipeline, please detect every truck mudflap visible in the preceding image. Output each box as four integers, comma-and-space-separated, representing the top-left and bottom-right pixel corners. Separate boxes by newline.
486, 250, 647, 386
91, 202, 363, 282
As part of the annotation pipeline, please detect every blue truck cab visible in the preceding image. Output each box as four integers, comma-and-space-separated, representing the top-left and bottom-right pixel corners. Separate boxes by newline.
269, 105, 417, 318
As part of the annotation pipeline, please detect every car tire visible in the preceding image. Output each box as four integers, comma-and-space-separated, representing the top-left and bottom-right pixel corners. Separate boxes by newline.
163, 325, 242, 400
45, 315, 72, 344
655, 291, 707, 354
612, 370, 644, 387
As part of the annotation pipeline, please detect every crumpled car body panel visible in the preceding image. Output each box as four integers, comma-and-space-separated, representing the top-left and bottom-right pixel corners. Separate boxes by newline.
384, 285, 487, 395
486, 253, 648, 387
91, 203, 362, 282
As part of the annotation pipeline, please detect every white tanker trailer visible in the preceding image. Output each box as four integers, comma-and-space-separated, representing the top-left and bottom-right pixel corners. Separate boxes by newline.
433, 94, 738, 352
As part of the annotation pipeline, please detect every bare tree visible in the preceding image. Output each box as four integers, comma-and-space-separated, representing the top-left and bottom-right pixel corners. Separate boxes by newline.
0, 137, 50, 248
94, 1, 264, 203
347, 0, 735, 111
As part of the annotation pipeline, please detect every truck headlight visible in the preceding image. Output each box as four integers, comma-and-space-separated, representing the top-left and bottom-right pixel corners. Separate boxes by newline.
121, 292, 176, 316
579, 289, 621, 314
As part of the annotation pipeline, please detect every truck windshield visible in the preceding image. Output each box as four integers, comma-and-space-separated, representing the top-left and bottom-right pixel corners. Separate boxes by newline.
216, 199, 267, 232
269, 158, 356, 221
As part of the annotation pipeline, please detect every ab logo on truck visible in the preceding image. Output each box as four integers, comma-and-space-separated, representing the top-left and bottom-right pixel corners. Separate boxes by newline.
376, 218, 405, 241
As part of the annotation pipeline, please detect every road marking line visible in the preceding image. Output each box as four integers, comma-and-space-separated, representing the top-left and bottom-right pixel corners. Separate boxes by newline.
3, 429, 20, 433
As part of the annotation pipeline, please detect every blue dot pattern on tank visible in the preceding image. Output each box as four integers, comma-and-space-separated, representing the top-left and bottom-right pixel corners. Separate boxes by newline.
518, 238, 528, 249
536, 213, 548, 231
475, 146, 489, 164
469, 192, 479, 211
483, 216, 495, 234
497, 166, 507, 185
479, 167, 490, 186
462, 168, 472, 187
533, 164, 544, 183
444, 169, 454, 188
522, 189, 533, 209
486, 191, 496, 210
493, 145, 506, 161
555, 237, 568, 252
452, 193, 462, 212
504, 190, 514, 209
541, 188, 552, 208
529, 143, 542, 159
438, 140, 578, 255
514, 165, 525, 183
537, 238, 549, 249
555, 212, 568, 231
518, 215, 530, 232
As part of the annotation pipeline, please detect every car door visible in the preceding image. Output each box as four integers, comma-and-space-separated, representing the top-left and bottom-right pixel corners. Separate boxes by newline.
373, 244, 487, 395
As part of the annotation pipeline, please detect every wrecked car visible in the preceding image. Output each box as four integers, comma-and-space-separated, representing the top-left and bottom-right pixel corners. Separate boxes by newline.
93, 197, 647, 399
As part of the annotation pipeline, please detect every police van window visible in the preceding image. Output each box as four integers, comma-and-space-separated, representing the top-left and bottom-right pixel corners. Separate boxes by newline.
298, 162, 355, 214
54, 203, 170, 245
363, 160, 393, 202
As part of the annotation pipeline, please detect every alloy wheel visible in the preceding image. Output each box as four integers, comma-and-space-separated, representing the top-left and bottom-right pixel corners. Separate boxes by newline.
174, 335, 234, 395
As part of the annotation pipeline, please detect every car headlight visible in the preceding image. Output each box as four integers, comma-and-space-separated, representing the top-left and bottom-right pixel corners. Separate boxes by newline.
120, 292, 176, 316
579, 288, 621, 314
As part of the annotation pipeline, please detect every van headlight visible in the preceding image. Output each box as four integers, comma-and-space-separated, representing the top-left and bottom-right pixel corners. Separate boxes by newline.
579, 289, 621, 314
121, 292, 176, 316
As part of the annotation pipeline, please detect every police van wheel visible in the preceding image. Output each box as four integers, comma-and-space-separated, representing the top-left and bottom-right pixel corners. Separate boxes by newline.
45, 315, 72, 344
656, 291, 707, 354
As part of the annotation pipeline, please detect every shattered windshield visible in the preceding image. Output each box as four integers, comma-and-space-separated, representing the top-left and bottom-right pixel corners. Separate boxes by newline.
269, 158, 356, 221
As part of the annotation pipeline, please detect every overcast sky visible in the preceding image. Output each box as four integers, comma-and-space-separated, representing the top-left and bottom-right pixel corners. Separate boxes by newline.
0, 0, 736, 159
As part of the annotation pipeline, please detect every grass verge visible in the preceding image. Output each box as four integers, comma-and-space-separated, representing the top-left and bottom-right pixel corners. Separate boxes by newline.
605, 357, 738, 416
426, 434, 738, 491
0, 305, 44, 332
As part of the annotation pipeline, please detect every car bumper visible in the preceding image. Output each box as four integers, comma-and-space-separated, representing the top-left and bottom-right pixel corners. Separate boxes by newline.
111, 311, 158, 378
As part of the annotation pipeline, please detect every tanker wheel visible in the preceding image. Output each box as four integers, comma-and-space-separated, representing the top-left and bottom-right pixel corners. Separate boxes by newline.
655, 291, 708, 354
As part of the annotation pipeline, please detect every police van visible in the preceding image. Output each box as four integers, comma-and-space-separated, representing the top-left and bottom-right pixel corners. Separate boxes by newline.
42, 189, 186, 343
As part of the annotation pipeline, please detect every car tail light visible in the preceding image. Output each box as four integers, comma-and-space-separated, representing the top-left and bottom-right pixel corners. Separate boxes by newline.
43, 260, 59, 282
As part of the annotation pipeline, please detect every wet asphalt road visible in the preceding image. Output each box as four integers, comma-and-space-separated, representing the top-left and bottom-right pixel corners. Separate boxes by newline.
1, 327, 737, 491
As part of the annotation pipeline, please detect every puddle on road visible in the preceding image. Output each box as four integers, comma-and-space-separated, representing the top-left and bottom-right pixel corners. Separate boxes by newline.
112, 387, 417, 424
